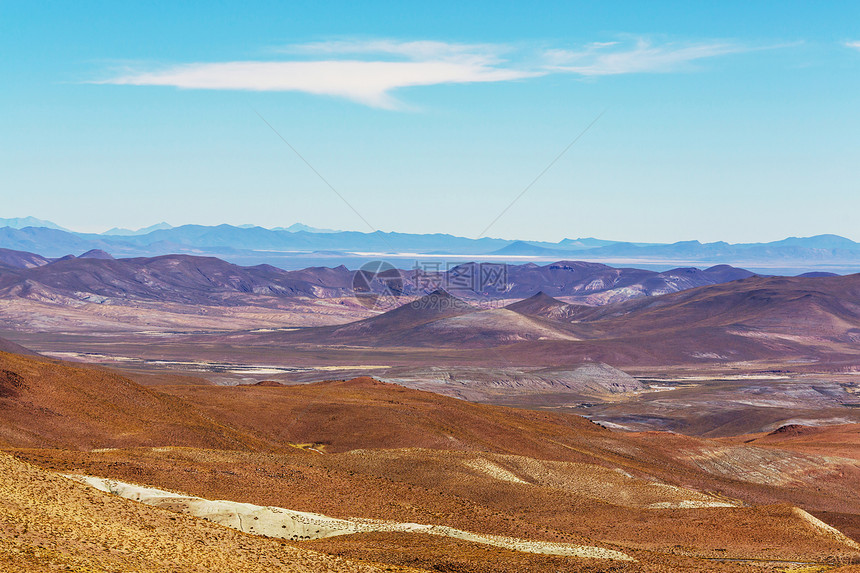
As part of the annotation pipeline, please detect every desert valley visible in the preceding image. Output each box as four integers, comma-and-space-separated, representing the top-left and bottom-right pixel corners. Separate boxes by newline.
0, 239, 859, 572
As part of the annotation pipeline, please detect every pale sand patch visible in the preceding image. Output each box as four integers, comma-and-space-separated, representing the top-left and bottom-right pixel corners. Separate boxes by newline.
67, 474, 634, 561
463, 458, 530, 484
647, 500, 738, 509
314, 365, 391, 371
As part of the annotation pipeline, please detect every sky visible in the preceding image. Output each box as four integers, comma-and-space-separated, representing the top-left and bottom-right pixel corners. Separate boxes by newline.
1, 1, 859, 243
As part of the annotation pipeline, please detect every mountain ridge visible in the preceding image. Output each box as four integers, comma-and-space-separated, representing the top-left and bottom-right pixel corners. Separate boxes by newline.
0, 249, 761, 309
1, 222, 858, 271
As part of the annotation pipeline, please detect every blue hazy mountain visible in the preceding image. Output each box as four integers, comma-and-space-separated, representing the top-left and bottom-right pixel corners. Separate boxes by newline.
0, 227, 123, 258
102, 222, 174, 236
763, 234, 860, 250
0, 217, 69, 231
0, 222, 858, 273
581, 237, 860, 260
557, 237, 629, 249
273, 223, 342, 233
95, 225, 512, 254
491, 241, 576, 257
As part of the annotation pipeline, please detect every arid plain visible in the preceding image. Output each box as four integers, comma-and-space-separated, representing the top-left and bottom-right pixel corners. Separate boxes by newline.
1, 250, 860, 571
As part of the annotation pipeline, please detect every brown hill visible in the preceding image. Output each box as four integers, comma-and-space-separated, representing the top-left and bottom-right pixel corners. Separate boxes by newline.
162, 376, 606, 456
277, 289, 589, 347
401, 308, 581, 346
290, 289, 480, 345
0, 350, 267, 450
565, 274, 860, 335
499, 274, 860, 364
265, 274, 859, 364
337, 289, 475, 331
733, 423, 860, 459
505, 291, 591, 321
14, 375, 860, 570
156, 376, 860, 549
1, 350, 860, 569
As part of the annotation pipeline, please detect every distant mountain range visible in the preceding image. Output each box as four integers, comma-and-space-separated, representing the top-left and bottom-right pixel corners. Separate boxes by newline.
98, 221, 341, 237
0, 247, 757, 308
103, 222, 174, 236
0, 218, 859, 273
273, 223, 341, 233
0, 217, 69, 231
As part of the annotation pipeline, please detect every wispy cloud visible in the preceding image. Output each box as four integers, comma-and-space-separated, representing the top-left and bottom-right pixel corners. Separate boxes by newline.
101, 60, 534, 109
98, 40, 534, 109
96, 37, 752, 108
544, 39, 745, 76
846, 41, 860, 50
286, 39, 509, 64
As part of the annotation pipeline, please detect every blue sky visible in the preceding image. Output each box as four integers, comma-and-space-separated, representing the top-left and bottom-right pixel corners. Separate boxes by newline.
1, 1, 859, 242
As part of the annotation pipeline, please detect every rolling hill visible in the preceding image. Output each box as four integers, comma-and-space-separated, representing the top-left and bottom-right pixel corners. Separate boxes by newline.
272, 273, 860, 365
0, 247, 51, 269
0, 350, 268, 450
164, 376, 607, 456
1, 348, 859, 570
0, 254, 359, 306
0, 250, 758, 310
282, 289, 584, 347
0, 451, 412, 573
0, 252, 770, 336
554, 273, 860, 340
0, 336, 35, 356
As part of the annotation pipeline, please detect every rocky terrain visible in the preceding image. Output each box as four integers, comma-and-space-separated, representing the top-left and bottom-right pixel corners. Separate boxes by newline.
2, 349, 860, 571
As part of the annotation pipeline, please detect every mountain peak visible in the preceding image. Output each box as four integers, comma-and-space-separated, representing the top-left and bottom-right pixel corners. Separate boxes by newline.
0, 217, 69, 231
79, 249, 114, 260
103, 222, 173, 236
506, 291, 566, 314
274, 223, 341, 234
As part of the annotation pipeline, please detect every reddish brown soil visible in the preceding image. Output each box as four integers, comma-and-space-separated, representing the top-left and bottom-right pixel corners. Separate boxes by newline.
161, 376, 607, 456
0, 351, 268, 451
2, 350, 860, 570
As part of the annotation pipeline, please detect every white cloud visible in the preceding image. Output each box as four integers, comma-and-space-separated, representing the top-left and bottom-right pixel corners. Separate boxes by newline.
98, 40, 535, 109
101, 60, 536, 109
548, 40, 744, 75
846, 41, 860, 50
544, 39, 745, 76
287, 39, 508, 64
97, 38, 751, 108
